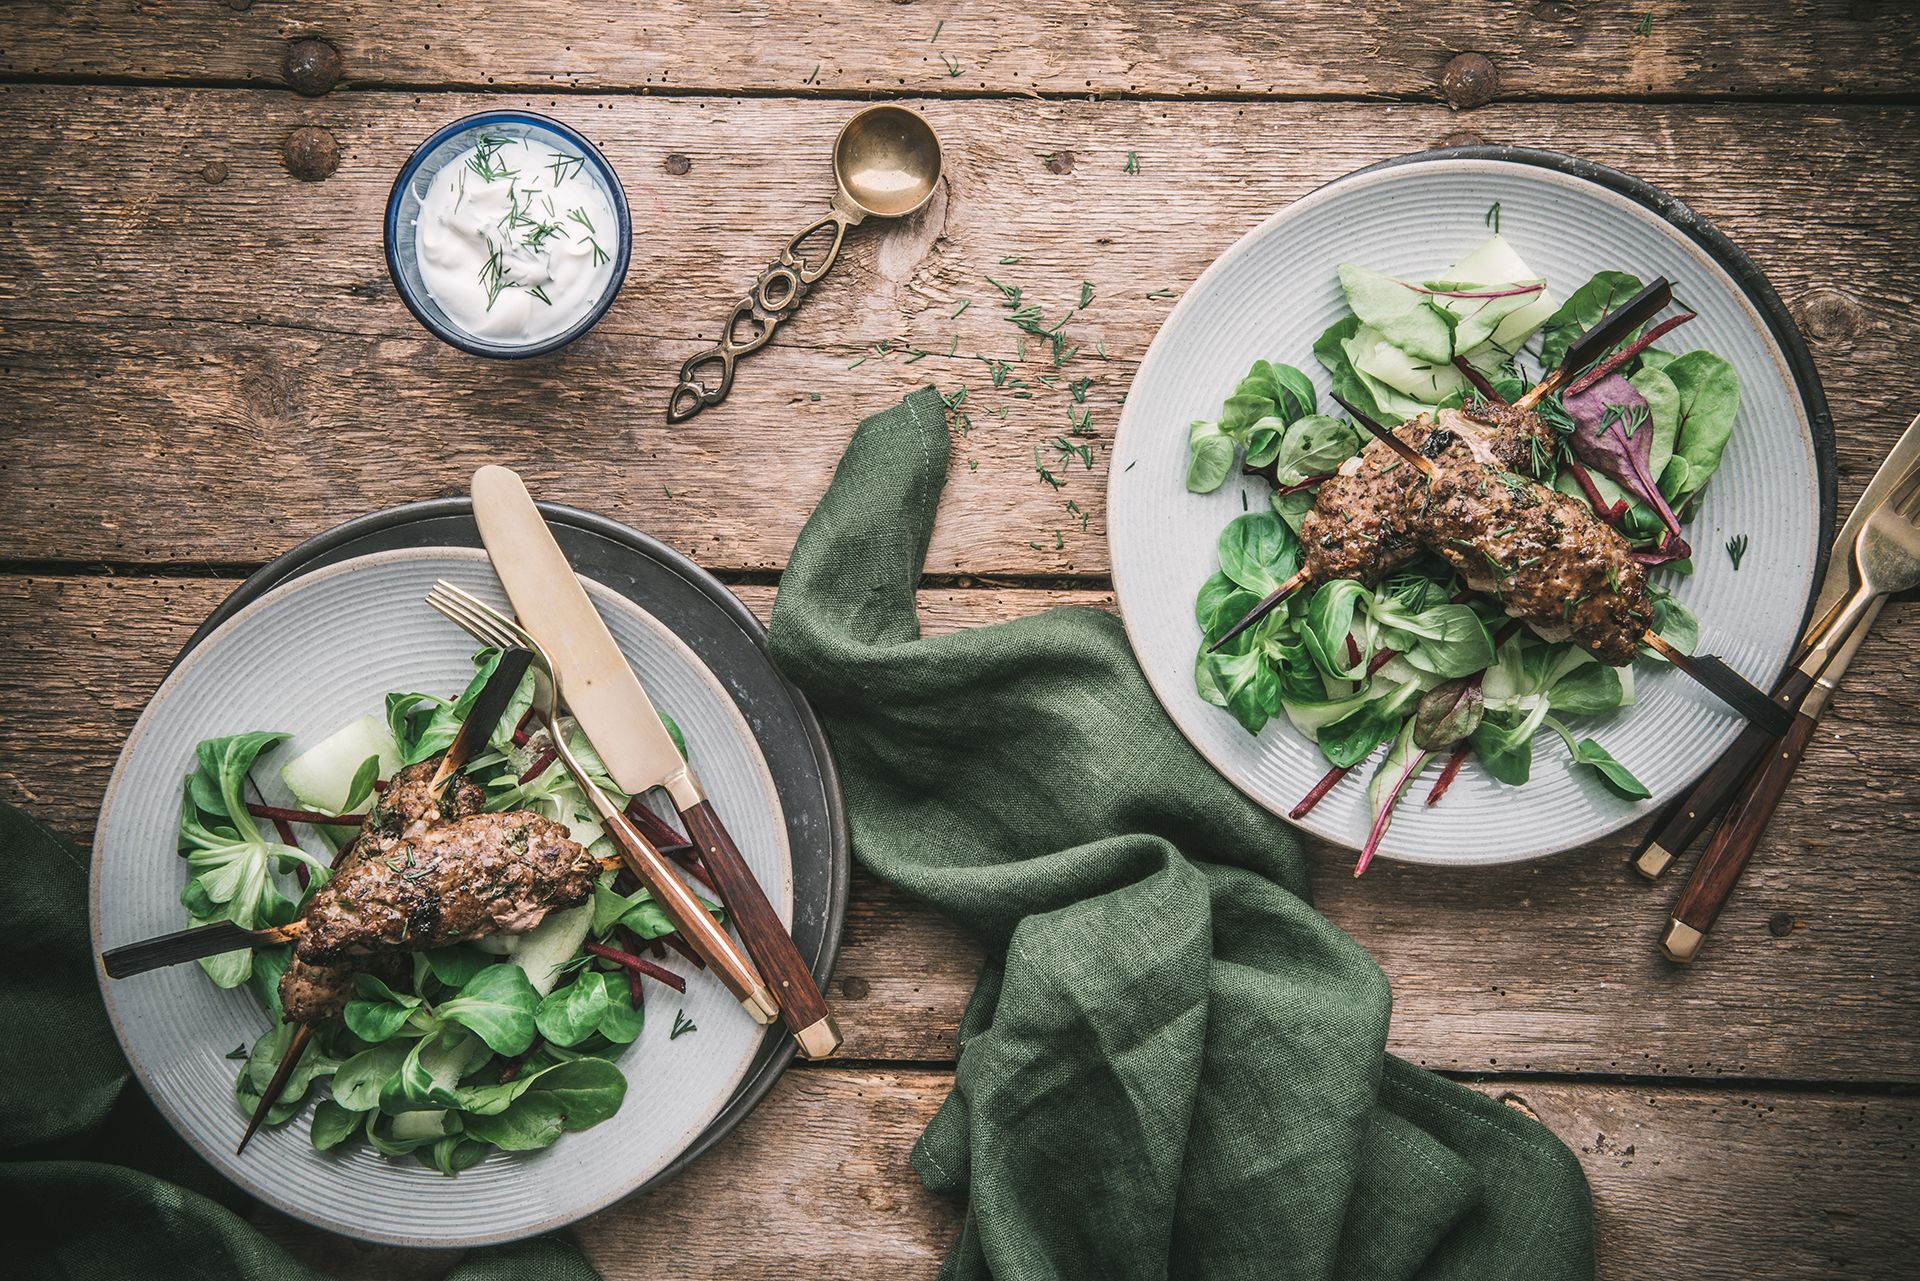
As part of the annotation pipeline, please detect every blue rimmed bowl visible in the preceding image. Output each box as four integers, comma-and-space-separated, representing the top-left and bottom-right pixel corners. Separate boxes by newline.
384, 111, 632, 359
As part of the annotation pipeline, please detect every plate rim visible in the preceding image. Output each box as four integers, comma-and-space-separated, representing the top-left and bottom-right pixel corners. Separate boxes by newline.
91, 545, 785, 1246
176, 496, 851, 1194
1108, 146, 1835, 865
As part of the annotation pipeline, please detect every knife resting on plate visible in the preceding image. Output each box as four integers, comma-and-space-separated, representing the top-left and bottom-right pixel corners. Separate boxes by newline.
472, 466, 843, 1059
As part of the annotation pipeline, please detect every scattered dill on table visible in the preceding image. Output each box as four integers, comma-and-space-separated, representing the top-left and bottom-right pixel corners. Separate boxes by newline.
1123, 151, 1140, 175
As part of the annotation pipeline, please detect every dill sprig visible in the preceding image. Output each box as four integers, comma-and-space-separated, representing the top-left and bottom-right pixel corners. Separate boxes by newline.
1725, 534, 1749, 570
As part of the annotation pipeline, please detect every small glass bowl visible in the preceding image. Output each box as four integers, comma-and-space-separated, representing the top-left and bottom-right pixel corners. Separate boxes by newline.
384, 111, 632, 359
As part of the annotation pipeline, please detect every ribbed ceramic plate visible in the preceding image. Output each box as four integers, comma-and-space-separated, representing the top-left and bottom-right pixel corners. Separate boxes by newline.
93, 547, 790, 1244
1109, 150, 1832, 865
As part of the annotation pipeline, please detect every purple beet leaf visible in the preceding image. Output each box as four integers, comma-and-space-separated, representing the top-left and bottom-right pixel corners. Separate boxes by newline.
1561, 373, 1691, 562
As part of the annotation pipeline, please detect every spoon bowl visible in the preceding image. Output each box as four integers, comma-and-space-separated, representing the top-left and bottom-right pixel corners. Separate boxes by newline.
834, 105, 943, 221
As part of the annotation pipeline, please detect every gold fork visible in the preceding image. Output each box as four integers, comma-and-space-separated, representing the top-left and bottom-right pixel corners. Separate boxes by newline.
1661, 464, 1920, 961
425, 580, 778, 1025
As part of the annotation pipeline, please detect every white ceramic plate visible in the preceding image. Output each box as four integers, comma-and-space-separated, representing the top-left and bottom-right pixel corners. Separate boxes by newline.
1108, 153, 1826, 865
92, 547, 791, 1244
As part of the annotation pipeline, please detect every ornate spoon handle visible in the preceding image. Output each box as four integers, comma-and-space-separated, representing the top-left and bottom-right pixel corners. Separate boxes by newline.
668, 210, 852, 423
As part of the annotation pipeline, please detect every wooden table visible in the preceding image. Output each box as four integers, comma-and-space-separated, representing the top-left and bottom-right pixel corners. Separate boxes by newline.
3, 4, 1916, 1277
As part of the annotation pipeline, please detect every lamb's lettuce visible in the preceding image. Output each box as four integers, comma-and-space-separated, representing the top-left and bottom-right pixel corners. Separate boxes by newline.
176, 732, 331, 987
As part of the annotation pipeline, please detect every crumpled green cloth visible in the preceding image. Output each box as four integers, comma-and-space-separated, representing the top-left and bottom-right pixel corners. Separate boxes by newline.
769, 387, 1594, 1281
0, 802, 599, 1281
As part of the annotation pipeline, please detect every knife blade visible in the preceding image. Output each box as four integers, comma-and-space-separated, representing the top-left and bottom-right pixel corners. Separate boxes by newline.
471, 465, 842, 1058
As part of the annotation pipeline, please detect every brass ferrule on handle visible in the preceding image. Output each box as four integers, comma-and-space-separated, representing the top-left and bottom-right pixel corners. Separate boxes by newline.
1659, 919, 1704, 964
556, 733, 779, 1025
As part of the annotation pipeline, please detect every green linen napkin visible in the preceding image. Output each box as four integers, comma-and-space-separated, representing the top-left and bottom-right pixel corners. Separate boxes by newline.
769, 387, 1595, 1281
0, 802, 599, 1281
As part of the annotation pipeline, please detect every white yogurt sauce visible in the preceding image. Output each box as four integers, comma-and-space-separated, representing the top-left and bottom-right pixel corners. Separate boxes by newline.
413, 133, 618, 344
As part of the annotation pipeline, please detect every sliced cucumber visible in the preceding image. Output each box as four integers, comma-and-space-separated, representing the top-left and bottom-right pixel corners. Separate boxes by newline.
1448, 235, 1557, 354
511, 903, 593, 996
282, 715, 402, 813
389, 1109, 455, 1142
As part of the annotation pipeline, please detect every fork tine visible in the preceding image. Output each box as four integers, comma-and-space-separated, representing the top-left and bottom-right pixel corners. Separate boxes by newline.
426, 584, 515, 650
439, 582, 543, 656
423, 585, 493, 644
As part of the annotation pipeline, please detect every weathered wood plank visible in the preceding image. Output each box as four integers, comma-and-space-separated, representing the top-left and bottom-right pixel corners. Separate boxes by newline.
250, 1067, 1920, 1281
10, 574, 1917, 1082
3, 0, 1915, 99
1, 89, 1915, 573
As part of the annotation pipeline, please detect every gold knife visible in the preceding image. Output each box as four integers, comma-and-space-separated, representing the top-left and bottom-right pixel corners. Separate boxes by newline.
1633, 412, 1920, 878
472, 466, 841, 1058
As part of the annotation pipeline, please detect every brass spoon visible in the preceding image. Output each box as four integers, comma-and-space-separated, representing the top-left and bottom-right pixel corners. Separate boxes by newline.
667, 105, 945, 422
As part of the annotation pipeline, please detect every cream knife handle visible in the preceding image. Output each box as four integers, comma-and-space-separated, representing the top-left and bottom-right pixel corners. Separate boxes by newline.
555, 737, 778, 1025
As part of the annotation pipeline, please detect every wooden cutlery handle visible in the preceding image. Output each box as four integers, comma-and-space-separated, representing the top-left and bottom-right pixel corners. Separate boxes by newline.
1660, 707, 1820, 963
680, 800, 842, 1059
599, 804, 779, 1026
1632, 667, 1814, 878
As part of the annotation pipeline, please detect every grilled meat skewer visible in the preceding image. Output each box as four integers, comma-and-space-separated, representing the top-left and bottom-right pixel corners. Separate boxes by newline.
297, 810, 599, 963
270, 757, 487, 1020
1299, 418, 1653, 663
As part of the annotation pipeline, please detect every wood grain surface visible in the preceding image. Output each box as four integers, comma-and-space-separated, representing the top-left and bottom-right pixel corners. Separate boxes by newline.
251, 1067, 1920, 1281
6, 5, 1917, 1273
2, 90, 1917, 573
5, 1, 1916, 99
14, 574, 1915, 1082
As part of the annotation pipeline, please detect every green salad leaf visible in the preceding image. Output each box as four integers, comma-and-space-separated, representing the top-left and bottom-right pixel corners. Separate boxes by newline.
1186, 419, 1237, 493
1658, 351, 1741, 508
176, 732, 330, 987
1215, 511, 1298, 598
433, 964, 540, 1056
1546, 718, 1650, 799
344, 973, 425, 1044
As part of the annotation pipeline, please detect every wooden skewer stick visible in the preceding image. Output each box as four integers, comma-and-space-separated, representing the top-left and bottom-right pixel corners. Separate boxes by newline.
1641, 632, 1793, 736
1328, 393, 1388, 433
1516, 276, 1674, 412
1205, 567, 1312, 654
1451, 357, 1507, 405
1354, 417, 1437, 477
237, 1024, 313, 1154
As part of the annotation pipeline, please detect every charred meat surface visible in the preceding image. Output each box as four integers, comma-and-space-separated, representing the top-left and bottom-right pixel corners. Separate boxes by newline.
297, 812, 595, 963
1424, 456, 1652, 664
1448, 400, 1555, 475
1288, 408, 1651, 665
279, 952, 407, 1024
275, 755, 490, 1023
1300, 421, 1430, 583
365, 758, 486, 841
